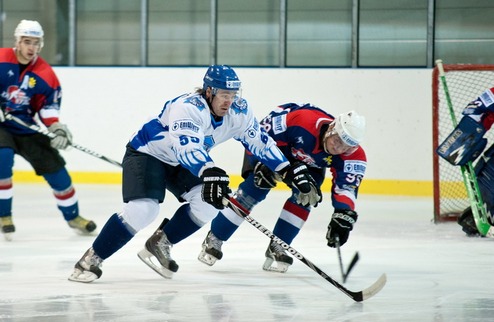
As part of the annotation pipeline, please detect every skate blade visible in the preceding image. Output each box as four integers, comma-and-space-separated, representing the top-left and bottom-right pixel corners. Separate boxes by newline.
262, 258, 290, 273
68, 268, 99, 283
137, 248, 174, 279
198, 250, 218, 266
3, 232, 14, 241
70, 227, 98, 236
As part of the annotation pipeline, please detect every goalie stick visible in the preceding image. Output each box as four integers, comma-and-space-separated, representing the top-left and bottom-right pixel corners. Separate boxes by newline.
4, 113, 122, 168
436, 59, 494, 237
224, 196, 387, 302
335, 236, 360, 283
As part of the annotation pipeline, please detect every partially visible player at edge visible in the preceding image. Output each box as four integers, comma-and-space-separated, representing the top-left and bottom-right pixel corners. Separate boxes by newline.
0, 20, 96, 241
437, 87, 494, 236
68, 65, 322, 283
198, 103, 366, 273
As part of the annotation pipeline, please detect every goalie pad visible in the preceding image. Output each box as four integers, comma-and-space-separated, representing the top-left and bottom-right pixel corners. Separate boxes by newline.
474, 144, 494, 224
437, 116, 487, 166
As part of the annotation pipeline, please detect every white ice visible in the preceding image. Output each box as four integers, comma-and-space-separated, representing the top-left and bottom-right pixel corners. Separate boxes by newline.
1, 184, 493, 322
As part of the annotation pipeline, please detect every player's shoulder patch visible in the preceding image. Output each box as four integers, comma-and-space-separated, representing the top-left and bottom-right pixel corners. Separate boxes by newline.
230, 98, 248, 115
480, 89, 494, 108
184, 96, 206, 111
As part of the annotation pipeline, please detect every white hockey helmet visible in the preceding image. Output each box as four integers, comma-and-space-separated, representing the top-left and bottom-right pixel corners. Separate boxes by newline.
333, 110, 366, 147
14, 20, 44, 49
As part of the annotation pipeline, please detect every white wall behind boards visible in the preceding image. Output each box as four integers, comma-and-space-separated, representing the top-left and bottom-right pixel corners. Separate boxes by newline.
13, 67, 433, 182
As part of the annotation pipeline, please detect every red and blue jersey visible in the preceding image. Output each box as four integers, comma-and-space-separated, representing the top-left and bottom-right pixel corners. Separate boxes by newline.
260, 103, 367, 210
0, 47, 62, 135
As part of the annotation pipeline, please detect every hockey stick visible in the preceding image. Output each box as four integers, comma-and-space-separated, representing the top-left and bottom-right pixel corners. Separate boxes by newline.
4, 113, 122, 168
224, 197, 386, 302
436, 59, 494, 237
335, 236, 360, 283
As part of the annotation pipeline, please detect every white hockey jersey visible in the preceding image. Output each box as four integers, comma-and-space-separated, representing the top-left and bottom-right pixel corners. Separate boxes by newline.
129, 92, 289, 177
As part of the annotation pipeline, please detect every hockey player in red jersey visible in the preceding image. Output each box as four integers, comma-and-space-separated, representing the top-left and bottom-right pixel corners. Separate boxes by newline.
437, 87, 494, 236
0, 20, 96, 240
198, 103, 366, 272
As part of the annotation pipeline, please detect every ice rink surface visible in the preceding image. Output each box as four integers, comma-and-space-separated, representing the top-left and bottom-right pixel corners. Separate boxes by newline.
1, 184, 493, 322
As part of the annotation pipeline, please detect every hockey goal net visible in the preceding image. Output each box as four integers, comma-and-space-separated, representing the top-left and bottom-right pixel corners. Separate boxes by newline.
432, 63, 494, 223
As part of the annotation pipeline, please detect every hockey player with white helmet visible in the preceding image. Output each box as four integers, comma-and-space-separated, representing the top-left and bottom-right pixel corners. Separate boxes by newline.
198, 103, 367, 273
0, 20, 96, 240
68, 65, 322, 282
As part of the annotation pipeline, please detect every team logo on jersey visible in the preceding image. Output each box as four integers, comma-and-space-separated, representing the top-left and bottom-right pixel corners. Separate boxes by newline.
3, 86, 29, 105
184, 96, 206, 110
172, 119, 200, 133
344, 160, 366, 175
230, 98, 248, 115
291, 147, 315, 165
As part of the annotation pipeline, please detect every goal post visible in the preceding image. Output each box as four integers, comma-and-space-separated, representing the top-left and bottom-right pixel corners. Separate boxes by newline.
432, 62, 494, 224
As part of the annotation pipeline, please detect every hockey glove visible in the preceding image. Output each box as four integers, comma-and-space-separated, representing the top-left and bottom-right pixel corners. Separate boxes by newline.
48, 122, 73, 150
280, 162, 322, 207
200, 167, 231, 210
326, 209, 358, 248
253, 162, 280, 189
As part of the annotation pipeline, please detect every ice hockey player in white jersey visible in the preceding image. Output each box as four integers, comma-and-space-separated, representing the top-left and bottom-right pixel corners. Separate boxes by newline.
68, 65, 322, 282
437, 87, 494, 235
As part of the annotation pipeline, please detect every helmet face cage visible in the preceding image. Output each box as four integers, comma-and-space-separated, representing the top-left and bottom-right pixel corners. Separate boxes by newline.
14, 20, 44, 50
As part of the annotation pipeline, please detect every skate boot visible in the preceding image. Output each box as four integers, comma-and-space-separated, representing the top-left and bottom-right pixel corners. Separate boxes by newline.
68, 216, 97, 235
198, 231, 223, 266
68, 247, 103, 283
263, 240, 294, 273
138, 229, 179, 279
0, 216, 15, 241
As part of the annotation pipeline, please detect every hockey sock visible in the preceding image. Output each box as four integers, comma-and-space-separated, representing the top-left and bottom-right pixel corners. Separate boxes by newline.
273, 200, 309, 244
210, 211, 241, 241
43, 168, 79, 221
92, 213, 134, 259
0, 149, 14, 217
163, 204, 201, 244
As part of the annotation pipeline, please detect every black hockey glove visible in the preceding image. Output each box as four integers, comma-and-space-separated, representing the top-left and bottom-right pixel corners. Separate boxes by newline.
280, 162, 322, 207
326, 209, 358, 248
200, 167, 231, 210
253, 162, 280, 189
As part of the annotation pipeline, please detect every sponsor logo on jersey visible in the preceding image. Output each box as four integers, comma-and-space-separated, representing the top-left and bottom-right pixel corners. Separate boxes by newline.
172, 120, 200, 133
344, 160, 366, 175
272, 115, 287, 134
480, 90, 494, 108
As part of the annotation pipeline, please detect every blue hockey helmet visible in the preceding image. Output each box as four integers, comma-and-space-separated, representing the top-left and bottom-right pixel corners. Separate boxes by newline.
203, 65, 241, 93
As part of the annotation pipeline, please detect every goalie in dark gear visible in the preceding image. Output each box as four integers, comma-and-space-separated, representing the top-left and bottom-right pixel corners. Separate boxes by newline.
458, 144, 494, 236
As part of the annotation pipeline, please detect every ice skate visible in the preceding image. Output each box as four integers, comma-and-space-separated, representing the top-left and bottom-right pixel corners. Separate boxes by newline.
68, 247, 103, 283
198, 231, 223, 266
263, 241, 293, 273
138, 229, 179, 279
68, 215, 97, 235
0, 216, 15, 241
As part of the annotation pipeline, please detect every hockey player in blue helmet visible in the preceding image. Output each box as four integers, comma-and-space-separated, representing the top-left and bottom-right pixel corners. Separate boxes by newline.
69, 65, 322, 283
